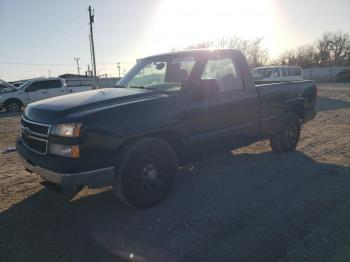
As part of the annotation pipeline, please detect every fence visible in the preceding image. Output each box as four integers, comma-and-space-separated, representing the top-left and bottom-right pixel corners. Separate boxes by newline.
64, 77, 121, 88
302, 66, 350, 81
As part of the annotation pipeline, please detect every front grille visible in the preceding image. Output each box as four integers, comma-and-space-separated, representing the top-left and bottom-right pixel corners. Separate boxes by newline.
22, 135, 48, 154
21, 118, 49, 136
21, 117, 50, 154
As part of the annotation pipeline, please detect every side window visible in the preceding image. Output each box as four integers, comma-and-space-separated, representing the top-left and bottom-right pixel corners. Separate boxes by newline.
272, 68, 280, 77
201, 58, 244, 92
26, 81, 60, 92
287, 67, 292, 76
49, 80, 62, 89
26, 82, 44, 92
292, 67, 302, 76
281, 68, 288, 77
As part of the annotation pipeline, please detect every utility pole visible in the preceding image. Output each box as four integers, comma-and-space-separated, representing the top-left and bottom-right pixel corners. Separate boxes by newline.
88, 6, 97, 87
74, 57, 81, 75
117, 62, 121, 78
86, 64, 91, 76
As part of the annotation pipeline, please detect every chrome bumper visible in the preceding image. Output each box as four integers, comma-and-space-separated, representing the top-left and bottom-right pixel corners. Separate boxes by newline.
21, 157, 115, 188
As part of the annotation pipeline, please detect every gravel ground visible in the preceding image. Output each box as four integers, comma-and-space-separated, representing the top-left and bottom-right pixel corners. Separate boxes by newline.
0, 83, 349, 262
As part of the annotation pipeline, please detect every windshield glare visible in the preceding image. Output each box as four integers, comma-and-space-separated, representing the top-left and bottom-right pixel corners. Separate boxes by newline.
118, 56, 196, 91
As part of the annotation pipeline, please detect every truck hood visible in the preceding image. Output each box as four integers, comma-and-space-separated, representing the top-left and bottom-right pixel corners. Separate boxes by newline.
24, 88, 169, 124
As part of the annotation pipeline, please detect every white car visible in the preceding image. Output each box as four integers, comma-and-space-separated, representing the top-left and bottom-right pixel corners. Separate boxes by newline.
0, 77, 93, 112
252, 66, 303, 82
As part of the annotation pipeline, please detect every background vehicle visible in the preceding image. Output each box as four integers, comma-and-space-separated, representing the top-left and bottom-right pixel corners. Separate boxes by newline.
336, 69, 350, 82
10, 80, 27, 88
0, 79, 17, 111
252, 66, 303, 83
0, 77, 93, 112
16, 49, 317, 209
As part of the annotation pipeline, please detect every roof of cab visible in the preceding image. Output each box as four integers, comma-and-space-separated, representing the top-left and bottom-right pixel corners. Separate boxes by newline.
253, 65, 302, 70
139, 48, 241, 61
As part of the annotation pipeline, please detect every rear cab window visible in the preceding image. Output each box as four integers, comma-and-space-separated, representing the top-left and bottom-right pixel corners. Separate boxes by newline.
201, 58, 244, 92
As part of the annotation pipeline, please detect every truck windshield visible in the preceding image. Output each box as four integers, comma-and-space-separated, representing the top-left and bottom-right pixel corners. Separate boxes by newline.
117, 56, 196, 91
0, 79, 16, 94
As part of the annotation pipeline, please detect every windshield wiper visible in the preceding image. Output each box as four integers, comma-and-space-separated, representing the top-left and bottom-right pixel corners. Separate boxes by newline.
128, 85, 158, 91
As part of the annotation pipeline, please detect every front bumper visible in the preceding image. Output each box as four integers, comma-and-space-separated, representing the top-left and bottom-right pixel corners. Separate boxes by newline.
16, 138, 115, 188
21, 156, 114, 188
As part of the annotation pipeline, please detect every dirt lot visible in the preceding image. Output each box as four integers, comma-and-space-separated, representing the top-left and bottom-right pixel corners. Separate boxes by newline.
0, 83, 349, 262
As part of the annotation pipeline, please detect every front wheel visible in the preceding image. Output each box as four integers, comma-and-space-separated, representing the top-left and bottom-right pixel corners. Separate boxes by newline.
113, 138, 178, 209
270, 112, 301, 153
5, 99, 22, 112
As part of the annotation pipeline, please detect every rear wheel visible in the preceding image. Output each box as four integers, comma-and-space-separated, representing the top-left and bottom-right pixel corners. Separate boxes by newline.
5, 99, 22, 112
270, 112, 301, 153
113, 138, 178, 209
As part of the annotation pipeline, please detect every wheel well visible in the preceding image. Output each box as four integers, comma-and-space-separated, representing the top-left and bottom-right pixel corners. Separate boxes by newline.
4, 98, 23, 107
287, 104, 304, 120
144, 131, 183, 154
117, 131, 183, 158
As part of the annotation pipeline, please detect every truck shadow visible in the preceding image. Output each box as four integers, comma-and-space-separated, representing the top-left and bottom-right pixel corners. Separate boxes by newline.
317, 96, 350, 111
0, 111, 22, 119
1, 150, 350, 262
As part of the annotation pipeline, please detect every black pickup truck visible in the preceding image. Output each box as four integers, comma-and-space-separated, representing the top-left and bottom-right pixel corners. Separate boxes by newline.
16, 49, 317, 208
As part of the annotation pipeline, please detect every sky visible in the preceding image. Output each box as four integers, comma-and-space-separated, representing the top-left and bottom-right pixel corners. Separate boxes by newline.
0, 0, 349, 81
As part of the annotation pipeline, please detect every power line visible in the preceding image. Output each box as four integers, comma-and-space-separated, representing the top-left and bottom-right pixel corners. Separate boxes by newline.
0, 62, 75, 66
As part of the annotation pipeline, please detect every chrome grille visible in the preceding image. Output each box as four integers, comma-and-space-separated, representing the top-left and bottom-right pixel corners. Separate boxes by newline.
21, 118, 51, 154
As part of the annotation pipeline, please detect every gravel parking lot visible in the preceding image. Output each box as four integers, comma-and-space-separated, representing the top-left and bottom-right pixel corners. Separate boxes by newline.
0, 83, 349, 262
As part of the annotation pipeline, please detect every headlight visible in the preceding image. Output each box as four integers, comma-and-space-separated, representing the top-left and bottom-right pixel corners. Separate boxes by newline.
49, 143, 80, 158
50, 123, 82, 137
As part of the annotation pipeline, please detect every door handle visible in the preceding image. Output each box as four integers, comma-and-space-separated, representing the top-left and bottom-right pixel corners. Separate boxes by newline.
42, 91, 48, 94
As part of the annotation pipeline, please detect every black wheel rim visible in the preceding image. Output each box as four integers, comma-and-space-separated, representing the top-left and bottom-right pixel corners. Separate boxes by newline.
130, 155, 169, 198
134, 164, 165, 193
7, 102, 19, 112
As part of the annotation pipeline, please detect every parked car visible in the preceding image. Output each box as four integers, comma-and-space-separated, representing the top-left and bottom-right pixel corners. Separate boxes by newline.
0, 77, 93, 112
252, 66, 303, 83
16, 49, 317, 209
10, 80, 27, 88
0, 79, 17, 111
336, 70, 350, 82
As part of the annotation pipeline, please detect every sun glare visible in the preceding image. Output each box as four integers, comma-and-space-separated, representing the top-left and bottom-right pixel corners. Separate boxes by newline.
146, 0, 280, 54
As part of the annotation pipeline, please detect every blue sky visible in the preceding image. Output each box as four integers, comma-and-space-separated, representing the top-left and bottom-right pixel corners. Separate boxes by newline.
0, 0, 349, 81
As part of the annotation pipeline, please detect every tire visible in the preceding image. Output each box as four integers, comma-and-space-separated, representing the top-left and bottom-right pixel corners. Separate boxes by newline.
5, 99, 22, 112
113, 138, 178, 209
269, 112, 301, 153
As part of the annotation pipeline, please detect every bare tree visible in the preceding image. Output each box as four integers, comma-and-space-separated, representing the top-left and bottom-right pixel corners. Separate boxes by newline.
277, 45, 316, 68
178, 35, 269, 68
276, 31, 350, 68
315, 31, 350, 66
